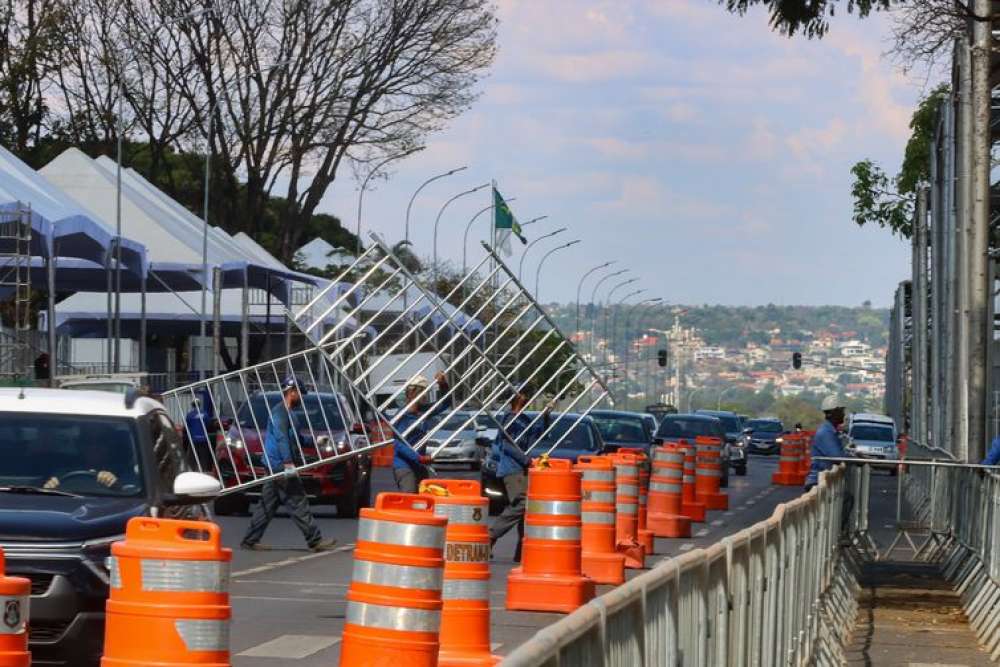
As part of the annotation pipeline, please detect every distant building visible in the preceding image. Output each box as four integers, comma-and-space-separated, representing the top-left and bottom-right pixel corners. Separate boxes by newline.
694, 346, 726, 361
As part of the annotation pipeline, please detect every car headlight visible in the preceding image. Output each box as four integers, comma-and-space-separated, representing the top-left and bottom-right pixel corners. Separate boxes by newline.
227, 437, 244, 449
775, 437, 784, 444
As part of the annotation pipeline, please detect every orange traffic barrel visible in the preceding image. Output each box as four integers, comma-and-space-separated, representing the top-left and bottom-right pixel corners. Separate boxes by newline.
0, 548, 30, 667
772, 433, 806, 486
694, 436, 728, 511
419, 479, 499, 667
679, 442, 706, 522
506, 458, 595, 613
647, 445, 692, 538
574, 456, 625, 585
102, 518, 231, 667
340, 493, 447, 667
611, 452, 645, 569
617, 448, 654, 553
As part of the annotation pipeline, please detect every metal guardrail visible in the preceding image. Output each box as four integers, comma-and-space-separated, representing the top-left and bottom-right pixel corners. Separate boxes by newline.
501, 466, 853, 666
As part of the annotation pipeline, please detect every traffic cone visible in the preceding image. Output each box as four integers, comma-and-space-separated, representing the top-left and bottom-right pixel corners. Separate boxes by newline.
679, 442, 706, 522
574, 456, 625, 585
0, 548, 30, 667
617, 448, 654, 553
647, 445, 692, 537
341, 493, 447, 667
419, 479, 499, 667
694, 436, 728, 510
772, 433, 806, 486
506, 458, 595, 613
611, 452, 645, 569
102, 518, 231, 667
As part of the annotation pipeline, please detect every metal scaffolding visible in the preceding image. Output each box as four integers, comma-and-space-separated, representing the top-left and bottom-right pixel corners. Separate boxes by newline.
0, 204, 32, 380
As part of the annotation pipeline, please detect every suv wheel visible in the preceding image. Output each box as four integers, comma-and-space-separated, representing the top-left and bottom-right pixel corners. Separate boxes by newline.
736, 465, 747, 476
214, 492, 250, 516
337, 477, 371, 519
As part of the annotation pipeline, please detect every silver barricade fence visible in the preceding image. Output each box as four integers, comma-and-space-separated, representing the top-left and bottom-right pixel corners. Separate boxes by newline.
501, 465, 850, 667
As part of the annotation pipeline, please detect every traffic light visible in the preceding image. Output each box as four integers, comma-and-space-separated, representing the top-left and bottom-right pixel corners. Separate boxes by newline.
657, 349, 668, 367
792, 352, 802, 370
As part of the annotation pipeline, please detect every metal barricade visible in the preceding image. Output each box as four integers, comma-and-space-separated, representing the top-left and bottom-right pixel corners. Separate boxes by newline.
500, 466, 850, 667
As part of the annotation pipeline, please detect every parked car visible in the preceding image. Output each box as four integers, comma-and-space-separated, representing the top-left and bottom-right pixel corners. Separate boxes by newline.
424, 410, 496, 469
743, 417, 785, 455
589, 409, 654, 454
654, 413, 734, 484
694, 409, 747, 476
0, 388, 220, 667
846, 420, 899, 473
481, 413, 605, 514
213, 390, 372, 518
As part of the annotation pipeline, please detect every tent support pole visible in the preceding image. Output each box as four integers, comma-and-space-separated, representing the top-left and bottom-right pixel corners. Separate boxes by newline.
140, 273, 147, 373
212, 267, 221, 377
285, 280, 292, 357
46, 250, 56, 386
265, 274, 271, 358
241, 270, 249, 367
106, 249, 113, 373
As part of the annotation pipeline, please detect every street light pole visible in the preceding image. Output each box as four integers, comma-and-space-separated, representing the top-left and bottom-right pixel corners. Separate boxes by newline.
432, 183, 489, 284
717, 385, 739, 410
357, 148, 424, 256
621, 298, 663, 409
589, 269, 628, 360
602, 278, 639, 365
518, 227, 567, 281
462, 198, 516, 275
534, 240, 581, 301
609, 288, 644, 387
576, 261, 615, 337
405, 166, 467, 247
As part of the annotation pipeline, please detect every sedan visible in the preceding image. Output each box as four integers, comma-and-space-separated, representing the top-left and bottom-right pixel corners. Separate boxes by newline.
424, 411, 496, 469
590, 409, 654, 454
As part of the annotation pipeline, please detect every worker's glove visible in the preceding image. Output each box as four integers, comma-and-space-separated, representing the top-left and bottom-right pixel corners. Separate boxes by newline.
283, 463, 299, 478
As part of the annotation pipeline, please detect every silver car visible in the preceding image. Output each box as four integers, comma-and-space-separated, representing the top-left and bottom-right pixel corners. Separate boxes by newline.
846, 422, 899, 474
425, 411, 497, 469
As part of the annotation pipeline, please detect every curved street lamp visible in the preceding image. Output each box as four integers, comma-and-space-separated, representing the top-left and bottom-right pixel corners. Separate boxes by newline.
686, 386, 709, 412
588, 269, 628, 359
575, 261, 616, 337
462, 198, 518, 274
404, 166, 467, 246
534, 239, 581, 301
600, 278, 639, 365
356, 148, 424, 256
717, 385, 741, 410
432, 183, 489, 283
609, 288, 645, 375
518, 227, 567, 281
621, 298, 664, 408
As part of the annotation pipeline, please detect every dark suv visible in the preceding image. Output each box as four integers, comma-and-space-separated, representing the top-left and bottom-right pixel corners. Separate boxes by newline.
0, 388, 219, 666
654, 413, 732, 486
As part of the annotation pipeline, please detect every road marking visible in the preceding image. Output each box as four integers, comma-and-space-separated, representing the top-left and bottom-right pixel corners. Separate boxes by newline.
232, 544, 354, 578
710, 520, 724, 527
491, 643, 503, 651
233, 595, 343, 603
678, 543, 694, 552
238, 634, 341, 658
746, 501, 756, 506
234, 579, 348, 587
723, 511, 733, 516
694, 528, 709, 537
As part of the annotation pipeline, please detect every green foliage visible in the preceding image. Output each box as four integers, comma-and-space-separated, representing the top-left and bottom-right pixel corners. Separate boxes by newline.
849, 84, 948, 240
719, 0, 892, 38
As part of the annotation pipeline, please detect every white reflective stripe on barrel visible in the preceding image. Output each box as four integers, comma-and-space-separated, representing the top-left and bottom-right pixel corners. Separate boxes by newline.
583, 490, 616, 503
0, 595, 27, 634
650, 480, 683, 493
683, 475, 695, 483
358, 517, 445, 548
582, 470, 615, 482
352, 559, 443, 590
617, 484, 638, 496
581, 511, 615, 524
346, 600, 441, 632
109, 556, 122, 589
174, 619, 229, 652
141, 559, 230, 593
615, 465, 638, 476
697, 468, 722, 478
526, 499, 581, 516
524, 524, 581, 541
661, 468, 683, 478
434, 503, 486, 526
442, 578, 489, 600
616, 503, 637, 515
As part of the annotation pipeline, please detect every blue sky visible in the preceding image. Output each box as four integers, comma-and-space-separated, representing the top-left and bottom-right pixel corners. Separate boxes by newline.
318, 1, 926, 307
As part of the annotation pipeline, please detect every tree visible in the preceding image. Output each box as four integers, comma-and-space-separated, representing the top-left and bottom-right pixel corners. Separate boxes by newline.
718, 0, 892, 38
849, 85, 948, 239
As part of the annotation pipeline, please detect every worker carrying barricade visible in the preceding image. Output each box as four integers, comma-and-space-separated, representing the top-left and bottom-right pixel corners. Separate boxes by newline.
340, 493, 447, 667
574, 455, 625, 585
0, 548, 30, 667
694, 436, 728, 510
102, 517, 231, 667
506, 457, 595, 613
419, 480, 499, 667
647, 445, 692, 538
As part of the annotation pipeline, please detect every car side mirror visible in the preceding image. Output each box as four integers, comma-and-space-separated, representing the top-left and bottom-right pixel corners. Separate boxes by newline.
164, 472, 222, 506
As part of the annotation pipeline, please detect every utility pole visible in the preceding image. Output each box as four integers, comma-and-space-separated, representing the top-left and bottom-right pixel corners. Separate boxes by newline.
912, 184, 929, 446
953, 40, 972, 461
967, 0, 991, 462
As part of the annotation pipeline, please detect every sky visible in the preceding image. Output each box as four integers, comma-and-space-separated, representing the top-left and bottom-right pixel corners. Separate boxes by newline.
317, 0, 929, 308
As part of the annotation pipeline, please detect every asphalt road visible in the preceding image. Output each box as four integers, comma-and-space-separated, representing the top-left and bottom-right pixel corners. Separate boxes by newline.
215, 454, 803, 665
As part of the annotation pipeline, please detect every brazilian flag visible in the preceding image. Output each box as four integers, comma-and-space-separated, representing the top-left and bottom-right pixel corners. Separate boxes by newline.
494, 186, 526, 256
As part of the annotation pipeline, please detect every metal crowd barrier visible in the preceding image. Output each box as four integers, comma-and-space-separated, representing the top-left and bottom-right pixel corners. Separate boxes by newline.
501, 465, 854, 666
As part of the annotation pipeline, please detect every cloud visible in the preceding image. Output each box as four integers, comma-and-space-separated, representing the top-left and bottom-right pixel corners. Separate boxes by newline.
598, 176, 730, 221
664, 102, 698, 123
539, 50, 656, 83
785, 118, 850, 160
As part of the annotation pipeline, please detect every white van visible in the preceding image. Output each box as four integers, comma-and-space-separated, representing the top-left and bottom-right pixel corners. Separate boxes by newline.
846, 412, 899, 471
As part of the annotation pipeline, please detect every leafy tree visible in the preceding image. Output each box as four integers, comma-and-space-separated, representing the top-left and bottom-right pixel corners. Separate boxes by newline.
718, 0, 892, 38
849, 85, 948, 239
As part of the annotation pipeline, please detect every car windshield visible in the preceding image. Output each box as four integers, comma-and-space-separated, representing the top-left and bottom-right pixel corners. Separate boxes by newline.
657, 417, 721, 440
0, 413, 144, 497
713, 414, 741, 432
748, 420, 783, 433
592, 415, 647, 443
238, 394, 347, 432
538, 418, 597, 452
851, 425, 894, 442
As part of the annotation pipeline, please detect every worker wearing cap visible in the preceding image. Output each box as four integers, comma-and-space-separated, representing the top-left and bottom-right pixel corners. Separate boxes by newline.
488, 386, 552, 562
241, 376, 336, 552
393, 371, 451, 493
805, 395, 848, 490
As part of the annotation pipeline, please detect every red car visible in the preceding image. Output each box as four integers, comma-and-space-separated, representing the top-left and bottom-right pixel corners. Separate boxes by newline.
212, 391, 373, 517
